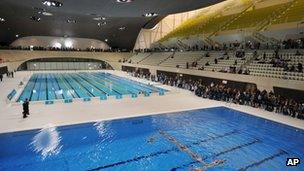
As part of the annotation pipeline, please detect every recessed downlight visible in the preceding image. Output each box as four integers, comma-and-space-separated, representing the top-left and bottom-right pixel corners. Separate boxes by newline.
0, 17, 5, 22
93, 17, 106, 21
143, 13, 158, 17
105, 39, 108, 42
33, 7, 53, 16
97, 21, 107, 27
119, 26, 126, 31
30, 16, 41, 22
67, 19, 76, 23
42, 0, 63, 7
116, 0, 133, 3
42, 12, 53, 16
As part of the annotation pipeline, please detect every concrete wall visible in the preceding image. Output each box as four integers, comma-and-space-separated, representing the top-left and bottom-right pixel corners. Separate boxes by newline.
0, 50, 130, 71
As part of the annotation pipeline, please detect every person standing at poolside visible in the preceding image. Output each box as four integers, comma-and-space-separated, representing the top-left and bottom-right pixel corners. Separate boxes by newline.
22, 99, 29, 118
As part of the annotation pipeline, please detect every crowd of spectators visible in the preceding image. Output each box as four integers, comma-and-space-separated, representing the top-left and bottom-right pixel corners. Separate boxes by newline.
134, 38, 304, 53
254, 50, 303, 73
127, 70, 304, 120
0, 46, 129, 52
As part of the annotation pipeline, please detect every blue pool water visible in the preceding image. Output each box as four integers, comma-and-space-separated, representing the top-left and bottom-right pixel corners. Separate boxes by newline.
18, 72, 165, 102
0, 107, 303, 171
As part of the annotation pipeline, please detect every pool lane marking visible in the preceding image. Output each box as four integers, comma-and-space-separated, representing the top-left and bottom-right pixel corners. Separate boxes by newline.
91, 73, 129, 95
159, 130, 206, 165
81, 73, 122, 96
213, 139, 261, 157
170, 139, 262, 171
77, 73, 112, 96
74, 73, 107, 96
238, 150, 288, 171
86, 129, 239, 171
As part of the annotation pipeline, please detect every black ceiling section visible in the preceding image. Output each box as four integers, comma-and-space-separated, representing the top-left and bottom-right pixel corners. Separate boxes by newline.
0, 0, 224, 49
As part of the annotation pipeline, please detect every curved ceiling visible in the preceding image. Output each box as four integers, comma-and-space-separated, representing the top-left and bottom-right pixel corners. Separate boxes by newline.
0, 0, 224, 49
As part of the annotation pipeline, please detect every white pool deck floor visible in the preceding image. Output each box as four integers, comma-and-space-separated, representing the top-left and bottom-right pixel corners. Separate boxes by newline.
0, 70, 303, 134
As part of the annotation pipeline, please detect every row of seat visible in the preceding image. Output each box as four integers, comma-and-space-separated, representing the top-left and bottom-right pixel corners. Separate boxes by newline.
139, 52, 173, 66
129, 53, 151, 64
127, 51, 303, 81
159, 52, 202, 68
251, 72, 304, 81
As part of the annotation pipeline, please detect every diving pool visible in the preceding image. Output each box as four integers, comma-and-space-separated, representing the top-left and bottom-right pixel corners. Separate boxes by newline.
0, 107, 303, 170
17, 72, 165, 102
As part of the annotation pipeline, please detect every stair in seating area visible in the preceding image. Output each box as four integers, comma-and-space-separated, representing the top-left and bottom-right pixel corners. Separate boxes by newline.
248, 1, 295, 45
251, 32, 280, 45
137, 53, 153, 64
207, 0, 259, 38
204, 54, 252, 72
176, 40, 189, 50
158, 52, 175, 65
255, 1, 293, 31
204, 37, 222, 48
139, 52, 173, 66
159, 52, 203, 68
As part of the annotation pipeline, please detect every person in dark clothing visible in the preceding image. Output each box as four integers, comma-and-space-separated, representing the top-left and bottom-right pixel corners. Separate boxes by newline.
0, 74, 3, 82
298, 63, 303, 72
22, 99, 29, 118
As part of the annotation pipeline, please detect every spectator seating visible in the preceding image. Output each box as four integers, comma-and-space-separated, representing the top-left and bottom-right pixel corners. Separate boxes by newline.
248, 53, 304, 80
128, 53, 152, 64
139, 52, 173, 66
125, 50, 304, 81
159, 52, 202, 68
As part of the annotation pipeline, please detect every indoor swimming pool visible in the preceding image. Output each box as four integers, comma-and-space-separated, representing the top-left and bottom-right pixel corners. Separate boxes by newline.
0, 107, 303, 170
17, 72, 165, 103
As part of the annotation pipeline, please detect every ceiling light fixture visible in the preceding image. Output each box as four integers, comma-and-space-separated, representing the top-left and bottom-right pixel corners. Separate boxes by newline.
0, 17, 5, 22
33, 7, 53, 16
42, 12, 53, 16
93, 17, 106, 21
30, 16, 41, 22
97, 21, 107, 27
119, 26, 126, 30
105, 39, 108, 42
16, 34, 19, 38
116, 0, 133, 3
42, 0, 63, 7
67, 19, 76, 23
143, 12, 158, 17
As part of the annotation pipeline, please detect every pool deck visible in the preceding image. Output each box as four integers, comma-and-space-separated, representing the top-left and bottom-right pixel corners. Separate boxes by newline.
0, 71, 303, 134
